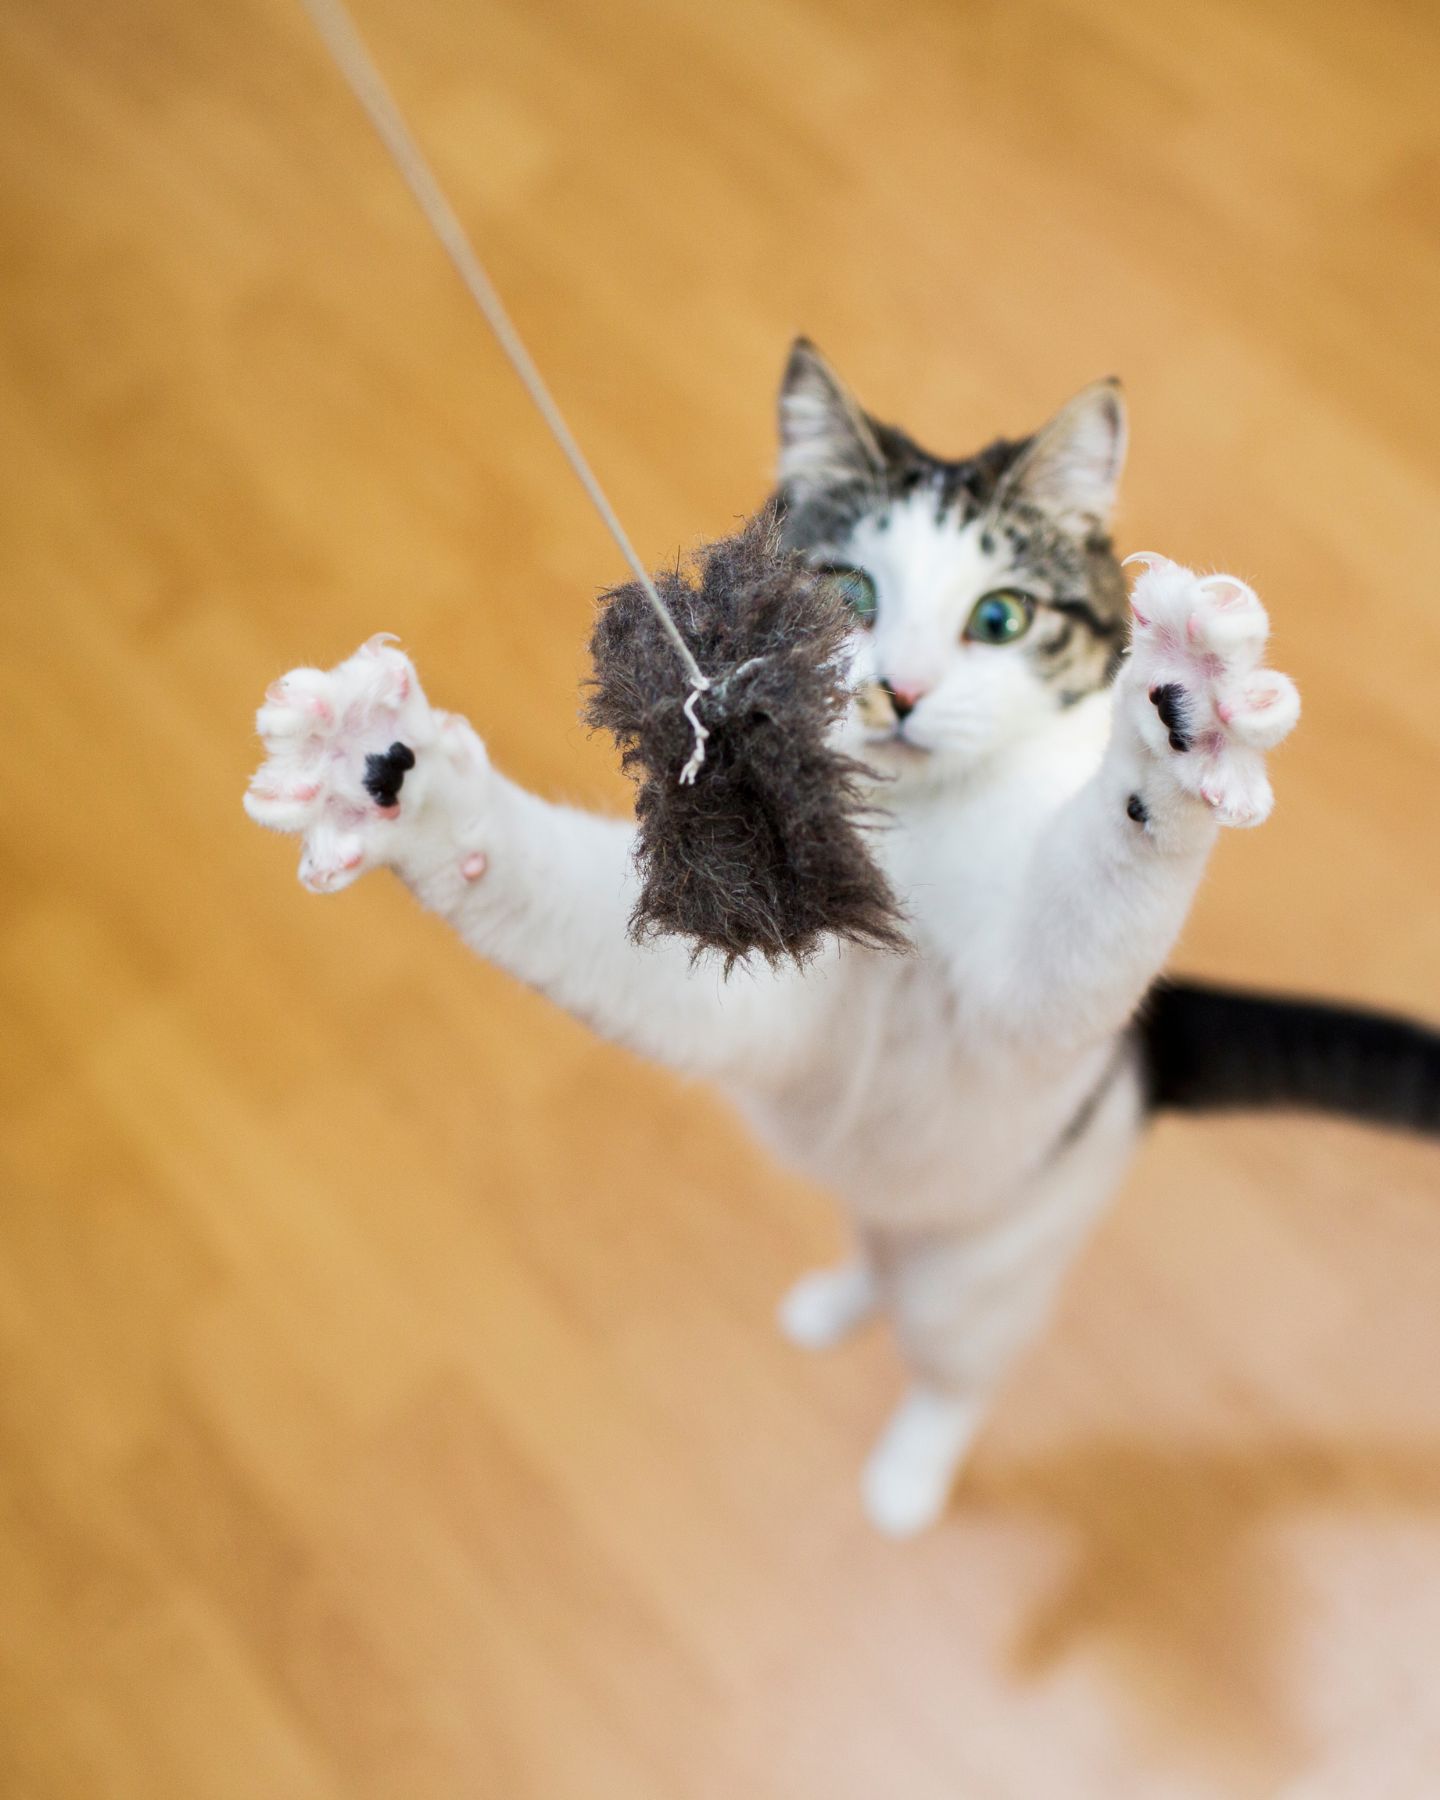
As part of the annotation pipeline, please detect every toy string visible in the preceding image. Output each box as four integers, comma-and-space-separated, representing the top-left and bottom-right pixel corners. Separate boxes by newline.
298, 0, 712, 783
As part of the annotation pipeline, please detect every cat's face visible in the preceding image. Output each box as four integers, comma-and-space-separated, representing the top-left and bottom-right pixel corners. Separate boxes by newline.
776, 340, 1130, 782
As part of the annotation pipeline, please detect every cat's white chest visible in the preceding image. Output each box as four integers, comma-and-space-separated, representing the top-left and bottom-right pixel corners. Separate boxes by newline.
882, 691, 1114, 971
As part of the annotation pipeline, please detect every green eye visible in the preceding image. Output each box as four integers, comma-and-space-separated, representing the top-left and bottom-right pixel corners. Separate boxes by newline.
965, 589, 1033, 645
821, 564, 879, 627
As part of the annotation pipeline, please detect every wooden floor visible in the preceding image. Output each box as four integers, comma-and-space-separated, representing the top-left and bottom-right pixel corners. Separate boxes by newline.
4, 0, 1440, 1793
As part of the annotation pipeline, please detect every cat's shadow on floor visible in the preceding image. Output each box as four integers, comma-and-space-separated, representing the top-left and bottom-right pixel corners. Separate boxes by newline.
963, 1433, 1440, 1769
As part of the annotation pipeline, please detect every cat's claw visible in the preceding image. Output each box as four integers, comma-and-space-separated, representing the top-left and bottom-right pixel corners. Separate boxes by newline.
245, 638, 482, 892
1123, 554, 1299, 828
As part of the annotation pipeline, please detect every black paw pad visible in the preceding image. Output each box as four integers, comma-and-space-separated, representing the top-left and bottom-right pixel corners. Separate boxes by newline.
1148, 683, 1191, 753
363, 741, 416, 808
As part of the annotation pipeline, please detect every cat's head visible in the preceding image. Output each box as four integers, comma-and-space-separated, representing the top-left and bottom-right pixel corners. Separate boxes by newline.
776, 339, 1129, 781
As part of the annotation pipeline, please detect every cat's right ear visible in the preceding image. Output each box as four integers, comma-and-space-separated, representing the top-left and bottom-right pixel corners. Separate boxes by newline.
777, 338, 884, 495
1000, 378, 1128, 534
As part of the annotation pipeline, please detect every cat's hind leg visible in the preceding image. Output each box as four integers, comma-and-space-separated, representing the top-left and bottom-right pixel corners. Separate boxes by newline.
862, 1384, 988, 1538
778, 1257, 879, 1350
860, 1055, 1145, 1537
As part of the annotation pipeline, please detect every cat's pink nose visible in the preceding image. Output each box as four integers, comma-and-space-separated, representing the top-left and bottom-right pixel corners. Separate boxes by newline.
881, 679, 928, 720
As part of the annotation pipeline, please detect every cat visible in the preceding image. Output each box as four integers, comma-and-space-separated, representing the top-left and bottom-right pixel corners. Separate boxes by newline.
245, 339, 1440, 1536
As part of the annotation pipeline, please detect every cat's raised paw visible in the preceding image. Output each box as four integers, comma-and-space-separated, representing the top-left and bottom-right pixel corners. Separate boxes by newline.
245, 637, 479, 892
1123, 554, 1299, 828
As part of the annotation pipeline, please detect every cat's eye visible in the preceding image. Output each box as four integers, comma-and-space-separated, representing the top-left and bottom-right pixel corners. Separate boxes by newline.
820, 564, 879, 628
965, 589, 1033, 646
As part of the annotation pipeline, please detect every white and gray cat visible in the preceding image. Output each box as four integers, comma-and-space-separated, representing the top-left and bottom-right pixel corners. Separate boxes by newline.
246, 341, 1440, 1536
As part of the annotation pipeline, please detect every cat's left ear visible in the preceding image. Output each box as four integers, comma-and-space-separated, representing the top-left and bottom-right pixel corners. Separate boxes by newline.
1002, 378, 1127, 534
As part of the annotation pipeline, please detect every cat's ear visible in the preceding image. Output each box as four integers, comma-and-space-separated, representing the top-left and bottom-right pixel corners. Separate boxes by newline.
777, 338, 884, 495
1002, 378, 1127, 533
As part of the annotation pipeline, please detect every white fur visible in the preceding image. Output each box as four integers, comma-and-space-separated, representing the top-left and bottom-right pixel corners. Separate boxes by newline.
778, 1258, 878, 1348
247, 554, 1297, 1536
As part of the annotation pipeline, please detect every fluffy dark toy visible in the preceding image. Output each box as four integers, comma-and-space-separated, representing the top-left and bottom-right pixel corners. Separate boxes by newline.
585, 503, 910, 968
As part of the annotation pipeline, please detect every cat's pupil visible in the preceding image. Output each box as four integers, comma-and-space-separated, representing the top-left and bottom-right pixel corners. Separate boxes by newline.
976, 600, 1012, 639
966, 590, 1031, 645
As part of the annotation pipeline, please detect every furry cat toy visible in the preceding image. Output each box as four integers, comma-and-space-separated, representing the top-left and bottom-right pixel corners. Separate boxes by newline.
586, 501, 907, 966
246, 341, 1440, 1535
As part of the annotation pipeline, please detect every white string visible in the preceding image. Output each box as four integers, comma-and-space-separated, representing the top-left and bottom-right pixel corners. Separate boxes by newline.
678, 688, 709, 785
298, 0, 712, 771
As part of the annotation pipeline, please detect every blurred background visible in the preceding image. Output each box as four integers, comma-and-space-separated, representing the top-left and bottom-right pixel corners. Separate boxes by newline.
3, 0, 1440, 1793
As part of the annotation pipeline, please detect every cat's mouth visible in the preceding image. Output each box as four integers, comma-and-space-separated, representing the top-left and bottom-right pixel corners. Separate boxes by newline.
864, 728, 931, 758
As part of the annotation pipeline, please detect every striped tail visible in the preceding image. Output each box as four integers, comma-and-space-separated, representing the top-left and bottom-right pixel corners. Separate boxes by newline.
1140, 980, 1440, 1137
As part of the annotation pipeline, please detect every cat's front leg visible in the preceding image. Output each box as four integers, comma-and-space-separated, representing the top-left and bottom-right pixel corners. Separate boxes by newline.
245, 638, 818, 1080
244, 634, 490, 896
1118, 553, 1301, 834
996, 557, 1300, 1038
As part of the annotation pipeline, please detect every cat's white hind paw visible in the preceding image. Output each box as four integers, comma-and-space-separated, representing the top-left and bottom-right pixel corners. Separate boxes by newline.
1123, 554, 1300, 828
778, 1261, 878, 1349
861, 1387, 984, 1538
245, 636, 487, 892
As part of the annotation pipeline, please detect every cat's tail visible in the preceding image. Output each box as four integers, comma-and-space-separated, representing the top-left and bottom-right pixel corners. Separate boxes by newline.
1139, 980, 1440, 1137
